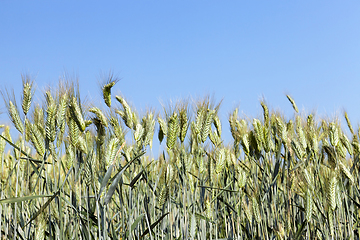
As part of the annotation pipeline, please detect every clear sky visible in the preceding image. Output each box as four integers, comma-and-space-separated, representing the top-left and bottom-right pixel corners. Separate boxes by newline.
1, 1, 360, 151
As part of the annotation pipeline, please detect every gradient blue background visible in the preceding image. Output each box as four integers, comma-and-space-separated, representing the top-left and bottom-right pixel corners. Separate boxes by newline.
1, 1, 360, 154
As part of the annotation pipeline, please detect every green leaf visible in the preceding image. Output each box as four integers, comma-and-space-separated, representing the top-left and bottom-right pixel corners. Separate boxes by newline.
24, 190, 61, 227
125, 213, 145, 239
104, 151, 145, 205
0, 194, 52, 204
97, 164, 114, 201
139, 212, 169, 240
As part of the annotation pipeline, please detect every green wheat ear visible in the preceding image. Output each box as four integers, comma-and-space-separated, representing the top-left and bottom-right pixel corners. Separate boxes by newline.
328, 172, 337, 211
260, 100, 269, 127
70, 96, 86, 132
21, 75, 34, 116
286, 94, 299, 113
9, 100, 24, 134
89, 107, 108, 127
166, 112, 179, 150
179, 107, 188, 143
102, 77, 119, 107
344, 111, 355, 136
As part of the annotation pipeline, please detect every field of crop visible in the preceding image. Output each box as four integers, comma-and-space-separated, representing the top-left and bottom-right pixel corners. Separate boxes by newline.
0, 78, 360, 239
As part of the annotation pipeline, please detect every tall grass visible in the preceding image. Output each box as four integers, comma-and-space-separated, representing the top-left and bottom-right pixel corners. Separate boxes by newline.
0, 80, 360, 239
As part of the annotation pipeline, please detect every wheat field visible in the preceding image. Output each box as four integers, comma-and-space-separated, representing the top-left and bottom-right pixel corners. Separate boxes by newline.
0, 78, 359, 239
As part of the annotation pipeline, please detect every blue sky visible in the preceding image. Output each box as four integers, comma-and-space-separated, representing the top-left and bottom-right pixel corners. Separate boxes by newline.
1, 1, 360, 151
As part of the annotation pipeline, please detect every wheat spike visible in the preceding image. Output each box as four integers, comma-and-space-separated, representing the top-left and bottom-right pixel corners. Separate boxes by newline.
195, 107, 206, 136
344, 111, 355, 136
102, 75, 119, 107
70, 96, 86, 132
104, 137, 119, 168
260, 100, 269, 127
209, 130, 222, 147
109, 116, 125, 145
295, 116, 307, 151
158, 184, 169, 208
68, 118, 79, 147
303, 167, 314, 191
134, 123, 144, 144
275, 117, 287, 143
189, 212, 197, 238
338, 159, 354, 184
340, 132, 353, 155
336, 142, 347, 159
213, 114, 222, 137
45, 100, 57, 143
179, 108, 188, 143
328, 172, 337, 211
9, 100, 24, 134
166, 112, 179, 150
83, 156, 93, 187
241, 133, 250, 154
21, 75, 34, 116
237, 166, 247, 188
89, 107, 108, 127
56, 93, 68, 146
201, 109, 214, 143
329, 122, 339, 147
28, 121, 45, 156
49, 142, 57, 162
215, 148, 226, 174
139, 112, 155, 148
77, 135, 87, 154
286, 94, 299, 113
292, 139, 305, 160
253, 118, 265, 151
33, 106, 45, 136
229, 109, 239, 141
158, 116, 168, 141
115, 95, 134, 129
305, 188, 313, 222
